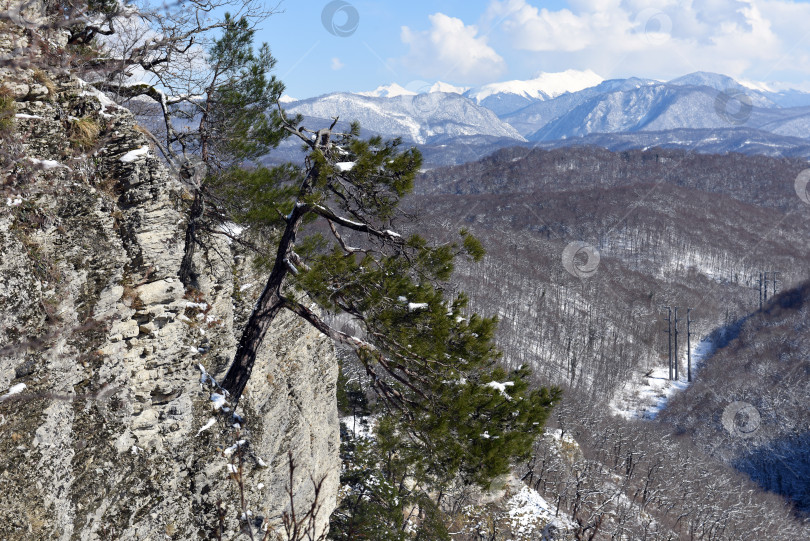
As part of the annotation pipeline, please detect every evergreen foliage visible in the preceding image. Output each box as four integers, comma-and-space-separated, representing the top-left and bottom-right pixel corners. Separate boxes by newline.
336, 365, 371, 420
177, 15, 288, 286
197, 14, 286, 167
328, 421, 411, 541
213, 111, 561, 535
328, 414, 451, 541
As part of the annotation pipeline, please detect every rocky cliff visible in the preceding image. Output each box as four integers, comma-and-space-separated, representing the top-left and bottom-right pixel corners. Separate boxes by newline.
0, 22, 339, 540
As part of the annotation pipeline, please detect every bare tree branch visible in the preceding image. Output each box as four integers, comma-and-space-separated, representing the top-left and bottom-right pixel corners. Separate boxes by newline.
311, 204, 403, 243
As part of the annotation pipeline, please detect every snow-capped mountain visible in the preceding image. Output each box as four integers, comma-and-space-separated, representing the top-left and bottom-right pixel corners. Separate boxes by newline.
500, 77, 658, 136
493, 72, 810, 143
663, 72, 810, 108
429, 81, 469, 94
356, 83, 417, 98
283, 91, 524, 145
275, 71, 810, 166
463, 69, 604, 115
667, 72, 776, 108
466, 69, 604, 102
355, 70, 605, 116
356, 81, 469, 97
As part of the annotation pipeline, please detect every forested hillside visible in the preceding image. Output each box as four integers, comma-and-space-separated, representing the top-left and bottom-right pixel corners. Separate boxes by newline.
520, 388, 807, 539
396, 145, 810, 536
660, 281, 810, 514
417, 146, 807, 210
412, 146, 809, 401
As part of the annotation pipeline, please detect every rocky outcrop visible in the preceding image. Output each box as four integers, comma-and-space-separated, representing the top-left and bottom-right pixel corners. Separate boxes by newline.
0, 56, 339, 539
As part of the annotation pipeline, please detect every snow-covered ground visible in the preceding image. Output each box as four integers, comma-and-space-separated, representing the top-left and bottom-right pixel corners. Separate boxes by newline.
340, 414, 376, 439
610, 336, 714, 419
505, 483, 574, 540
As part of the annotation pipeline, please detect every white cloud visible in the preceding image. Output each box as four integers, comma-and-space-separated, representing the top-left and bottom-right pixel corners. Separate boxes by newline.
483, 0, 810, 84
486, 0, 606, 52
331, 57, 345, 71
400, 13, 506, 84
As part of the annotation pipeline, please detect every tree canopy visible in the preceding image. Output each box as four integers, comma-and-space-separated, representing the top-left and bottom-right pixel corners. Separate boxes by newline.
213, 113, 560, 492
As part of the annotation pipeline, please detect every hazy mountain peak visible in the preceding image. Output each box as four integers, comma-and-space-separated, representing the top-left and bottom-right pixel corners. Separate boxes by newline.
286, 70, 810, 164
738, 79, 774, 93
429, 81, 469, 94
466, 69, 604, 102
668, 71, 742, 90
357, 83, 417, 98
285, 91, 524, 146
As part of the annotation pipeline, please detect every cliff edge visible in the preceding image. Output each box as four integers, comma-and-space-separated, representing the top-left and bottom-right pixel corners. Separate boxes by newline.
0, 16, 339, 539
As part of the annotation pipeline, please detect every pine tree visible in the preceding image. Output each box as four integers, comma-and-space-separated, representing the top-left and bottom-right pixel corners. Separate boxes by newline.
176, 14, 286, 286
214, 113, 561, 491
328, 415, 451, 541
328, 420, 411, 541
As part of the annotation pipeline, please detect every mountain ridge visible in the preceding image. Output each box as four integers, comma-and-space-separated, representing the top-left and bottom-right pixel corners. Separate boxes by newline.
273, 71, 810, 166
283, 91, 525, 145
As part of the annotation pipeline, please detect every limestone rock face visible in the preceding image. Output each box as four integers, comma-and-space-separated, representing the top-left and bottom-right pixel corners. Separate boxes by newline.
0, 64, 339, 539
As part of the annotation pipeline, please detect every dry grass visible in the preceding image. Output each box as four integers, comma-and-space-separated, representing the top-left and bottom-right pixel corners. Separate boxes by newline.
97, 175, 120, 196
132, 123, 151, 136
32, 69, 57, 100
121, 284, 144, 309
69, 117, 100, 150
0, 85, 15, 134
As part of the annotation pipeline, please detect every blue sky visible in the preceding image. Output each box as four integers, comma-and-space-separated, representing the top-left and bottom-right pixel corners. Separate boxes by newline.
258, 0, 810, 99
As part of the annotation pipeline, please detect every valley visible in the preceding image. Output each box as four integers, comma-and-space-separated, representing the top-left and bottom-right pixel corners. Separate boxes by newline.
405, 145, 810, 536
257, 81, 810, 535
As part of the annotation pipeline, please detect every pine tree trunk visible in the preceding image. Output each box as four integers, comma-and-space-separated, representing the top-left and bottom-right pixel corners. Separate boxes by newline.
220, 283, 285, 401
221, 203, 307, 404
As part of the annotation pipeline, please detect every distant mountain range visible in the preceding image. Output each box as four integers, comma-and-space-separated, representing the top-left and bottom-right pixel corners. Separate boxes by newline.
270, 71, 810, 167
284, 91, 523, 145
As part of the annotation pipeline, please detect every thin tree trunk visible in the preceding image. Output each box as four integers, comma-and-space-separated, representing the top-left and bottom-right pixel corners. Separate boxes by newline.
179, 190, 204, 288
220, 202, 307, 403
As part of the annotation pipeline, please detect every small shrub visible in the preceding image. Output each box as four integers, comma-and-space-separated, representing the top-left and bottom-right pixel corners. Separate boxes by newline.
97, 175, 119, 196
69, 117, 100, 150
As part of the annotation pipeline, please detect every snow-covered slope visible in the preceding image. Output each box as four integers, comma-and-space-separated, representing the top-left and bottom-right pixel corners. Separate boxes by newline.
429, 81, 468, 94
668, 71, 776, 108
285, 91, 525, 145
518, 75, 810, 142
280, 71, 810, 162
666, 72, 810, 108
357, 83, 416, 98
354, 70, 605, 117
499, 77, 657, 135
462, 69, 603, 116
466, 69, 604, 102
610, 336, 715, 420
